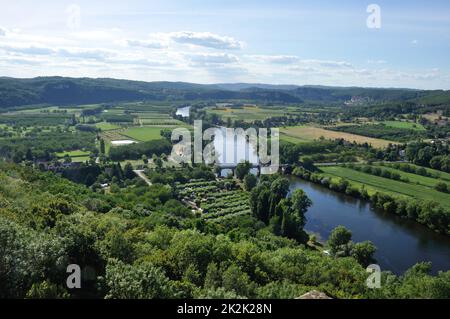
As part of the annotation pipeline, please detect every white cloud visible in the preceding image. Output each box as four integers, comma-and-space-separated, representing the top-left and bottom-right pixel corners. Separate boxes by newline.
57, 48, 115, 60
311, 60, 353, 69
0, 27, 448, 89
126, 39, 166, 49
165, 31, 243, 50
0, 43, 116, 62
247, 55, 300, 64
187, 53, 239, 66
368, 59, 387, 64
411, 39, 419, 45
68, 29, 123, 42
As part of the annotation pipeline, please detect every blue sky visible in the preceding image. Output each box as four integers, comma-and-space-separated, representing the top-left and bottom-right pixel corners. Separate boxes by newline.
0, 0, 449, 89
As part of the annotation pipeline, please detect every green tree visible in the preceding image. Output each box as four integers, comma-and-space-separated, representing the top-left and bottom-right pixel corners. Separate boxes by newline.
204, 262, 222, 289
351, 241, 377, 267
328, 226, 352, 256
243, 174, 257, 191
235, 161, 251, 180
222, 264, 254, 297
290, 189, 312, 226
100, 139, 106, 154
104, 259, 176, 299
268, 177, 290, 217
435, 182, 448, 193
123, 162, 135, 180
25, 148, 34, 161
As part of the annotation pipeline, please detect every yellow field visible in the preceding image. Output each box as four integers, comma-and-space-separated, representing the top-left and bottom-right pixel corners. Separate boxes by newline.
280, 126, 396, 148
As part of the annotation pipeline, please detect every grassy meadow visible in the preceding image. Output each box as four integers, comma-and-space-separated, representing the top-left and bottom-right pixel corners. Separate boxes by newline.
280, 125, 396, 148
320, 165, 450, 209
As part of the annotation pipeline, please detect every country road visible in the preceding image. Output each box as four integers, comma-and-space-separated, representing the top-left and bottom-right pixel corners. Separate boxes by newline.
133, 170, 152, 186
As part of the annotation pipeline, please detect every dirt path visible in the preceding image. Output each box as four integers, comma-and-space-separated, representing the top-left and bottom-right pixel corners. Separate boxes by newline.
133, 170, 152, 186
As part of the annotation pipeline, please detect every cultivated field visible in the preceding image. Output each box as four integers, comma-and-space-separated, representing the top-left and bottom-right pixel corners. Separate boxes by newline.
175, 179, 251, 221
56, 150, 91, 162
95, 122, 121, 131
207, 106, 295, 122
381, 121, 426, 131
120, 126, 166, 142
320, 165, 450, 209
280, 125, 396, 148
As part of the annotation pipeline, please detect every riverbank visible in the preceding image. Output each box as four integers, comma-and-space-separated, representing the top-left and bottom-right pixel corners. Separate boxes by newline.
289, 166, 450, 235
288, 176, 450, 275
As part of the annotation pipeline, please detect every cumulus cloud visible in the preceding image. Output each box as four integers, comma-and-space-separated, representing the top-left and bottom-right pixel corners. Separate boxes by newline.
247, 55, 353, 70
0, 44, 55, 55
126, 39, 166, 49
110, 57, 174, 68
187, 53, 239, 66
311, 60, 353, 69
166, 31, 243, 50
69, 29, 121, 41
57, 48, 115, 60
247, 55, 300, 64
0, 27, 448, 89
0, 43, 115, 61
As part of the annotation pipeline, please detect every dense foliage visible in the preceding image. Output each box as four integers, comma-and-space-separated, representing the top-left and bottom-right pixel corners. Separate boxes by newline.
1, 163, 449, 299
0, 130, 97, 162
406, 141, 450, 172
109, 139, 172, 161
2, 77, 450, 109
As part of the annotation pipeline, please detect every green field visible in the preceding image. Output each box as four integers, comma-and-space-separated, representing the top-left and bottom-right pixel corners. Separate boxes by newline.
373, 165, 444, 188
56, 150, 91, 158
381, 121, 426, 131
385, 163, 450, 183
95, 122, 121, 131
207, 106, 292, 122
70, 156, 91, 163
320, 166, 450, 209
120, 126, 165, 142
279, 125, 395, 148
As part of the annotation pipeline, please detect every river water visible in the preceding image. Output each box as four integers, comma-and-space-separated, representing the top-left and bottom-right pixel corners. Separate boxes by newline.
289, 177, 450, 275
175, 107, 450, 274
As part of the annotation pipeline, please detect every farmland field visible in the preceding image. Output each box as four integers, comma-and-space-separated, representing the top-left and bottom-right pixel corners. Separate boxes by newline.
95, 122, 121, 131
120, 126, 165, 142
381, 121, 426, 131
175, 179, 251, 221
138, 118, 185, 126
280, 125, 396, 148
320, 165, 450, 209
373, 165, 447, 187
70, 156, 91, 162
56, 149, 91, 163
56, 150, 91, 158
384, 163, 450, 183
207, 106, 293, 122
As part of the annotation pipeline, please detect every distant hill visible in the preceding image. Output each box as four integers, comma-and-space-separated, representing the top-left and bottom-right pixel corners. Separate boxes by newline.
0, 76, 449, 108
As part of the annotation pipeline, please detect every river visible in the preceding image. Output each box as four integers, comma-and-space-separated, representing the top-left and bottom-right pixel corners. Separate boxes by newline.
289, 177, 450, 275
175, 106, 450, 274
